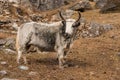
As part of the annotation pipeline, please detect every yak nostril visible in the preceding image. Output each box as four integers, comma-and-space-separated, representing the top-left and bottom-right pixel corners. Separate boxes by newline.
65, 33, 68, 37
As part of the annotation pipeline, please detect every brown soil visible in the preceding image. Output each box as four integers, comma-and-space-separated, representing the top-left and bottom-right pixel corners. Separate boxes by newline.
0, 4, 120, 80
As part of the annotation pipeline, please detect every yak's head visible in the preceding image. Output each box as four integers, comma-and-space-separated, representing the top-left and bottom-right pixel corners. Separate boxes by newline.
59, 11, 81, 38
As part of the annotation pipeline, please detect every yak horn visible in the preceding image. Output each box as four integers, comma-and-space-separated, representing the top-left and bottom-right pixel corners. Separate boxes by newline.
76, 11, 81, 23
59, 11, 65, 21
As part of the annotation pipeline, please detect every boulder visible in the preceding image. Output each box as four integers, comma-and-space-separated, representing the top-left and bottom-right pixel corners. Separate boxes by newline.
0, 39, 6, 46
70, 0, 92, 12
0, 38, 15, 50
29, 0, 64, 11
95, 0, 120, 13
100, 2, 117, 13
78, 21, 113, 38
95, 0, 107, 8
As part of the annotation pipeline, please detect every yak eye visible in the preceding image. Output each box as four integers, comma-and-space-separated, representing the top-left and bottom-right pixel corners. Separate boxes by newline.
72, 23, 76, 27
72, 25, 76, 28
72, 23, 77, 28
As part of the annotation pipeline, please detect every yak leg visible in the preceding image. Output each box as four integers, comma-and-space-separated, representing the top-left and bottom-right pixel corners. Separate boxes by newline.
22, 53, 27, 64
17, 50, 22, 64
20, 32, 33, 64
58, 47, 66, 69
17, 50, 28, 64
16, 32, 32, 64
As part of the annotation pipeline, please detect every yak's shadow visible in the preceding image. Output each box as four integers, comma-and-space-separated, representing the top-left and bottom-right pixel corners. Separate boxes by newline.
30, 58, 93, 68
66, 59, 93, 68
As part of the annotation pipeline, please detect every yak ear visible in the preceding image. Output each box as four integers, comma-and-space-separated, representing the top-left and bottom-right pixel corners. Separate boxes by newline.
62, 20, 66, 26
72, 22, 80, 28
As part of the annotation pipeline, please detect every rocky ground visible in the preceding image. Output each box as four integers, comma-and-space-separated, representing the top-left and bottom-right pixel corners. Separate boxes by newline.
0, 0, 120, 80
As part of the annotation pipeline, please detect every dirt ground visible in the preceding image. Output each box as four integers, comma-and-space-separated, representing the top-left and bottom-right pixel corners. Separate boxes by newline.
0, 5, 120, 80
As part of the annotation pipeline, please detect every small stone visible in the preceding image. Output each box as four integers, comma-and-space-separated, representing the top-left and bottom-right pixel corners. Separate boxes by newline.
75, 65, 79, 68
0, 39, 6, 45
28, 71, 37, 76
1, 78, 18, 80
4, 49, 16, 54
0, 70, 7, 76
0, 61, 7, 65
9, 65, 13, 68
117, 53, 120, 56
89, 71, 95, 76
102, 52, 105, 55
103, 24, 113, 31
116, 67, 120, 70
19, 65, 29, 70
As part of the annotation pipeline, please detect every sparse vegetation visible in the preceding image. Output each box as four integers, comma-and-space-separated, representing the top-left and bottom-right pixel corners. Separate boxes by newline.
0, 0, 120, 80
